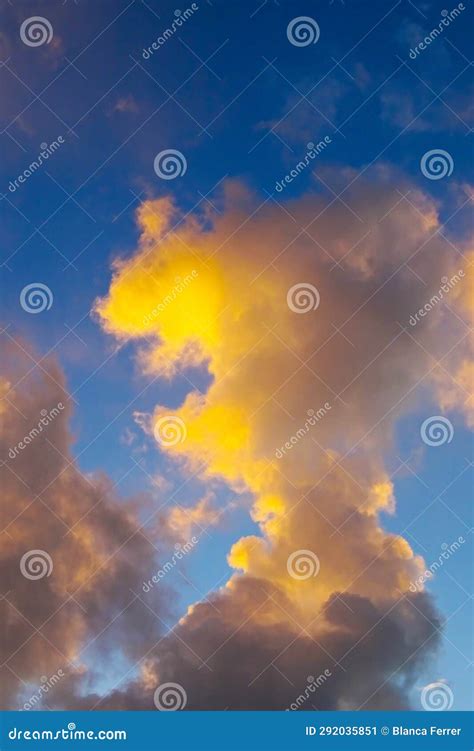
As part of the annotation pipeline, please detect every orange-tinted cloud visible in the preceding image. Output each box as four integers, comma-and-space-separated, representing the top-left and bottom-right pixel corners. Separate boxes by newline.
0, 341, 172, 709
95, 174, 472, 708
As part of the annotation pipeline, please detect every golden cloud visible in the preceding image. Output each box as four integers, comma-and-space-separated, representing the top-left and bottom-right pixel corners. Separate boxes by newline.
94, 175, 472, 708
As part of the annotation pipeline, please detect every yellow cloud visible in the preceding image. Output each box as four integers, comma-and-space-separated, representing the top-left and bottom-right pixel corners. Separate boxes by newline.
97, 178, 472, 631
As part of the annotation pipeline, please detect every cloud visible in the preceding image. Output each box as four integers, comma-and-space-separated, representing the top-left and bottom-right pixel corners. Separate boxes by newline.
111, 95, 139, 115
161, 491, 231, 543
94, 172, 472, 709
96, 581, 440, 710
256, 64, 370, 146
3, 177, 469, 711
0, 341, 172, 709
380, 86, 474, 133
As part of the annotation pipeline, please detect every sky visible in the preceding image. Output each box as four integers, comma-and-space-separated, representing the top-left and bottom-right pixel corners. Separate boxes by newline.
0, 0, 473, 713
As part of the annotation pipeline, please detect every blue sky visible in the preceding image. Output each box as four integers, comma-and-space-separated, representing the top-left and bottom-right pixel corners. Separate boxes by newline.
1, 0, 472, 711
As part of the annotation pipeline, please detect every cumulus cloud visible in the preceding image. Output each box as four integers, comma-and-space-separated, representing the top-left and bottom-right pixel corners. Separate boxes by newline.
2, 173, 470, 710
0, 341, 173, 710
94, 173, 472, 709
